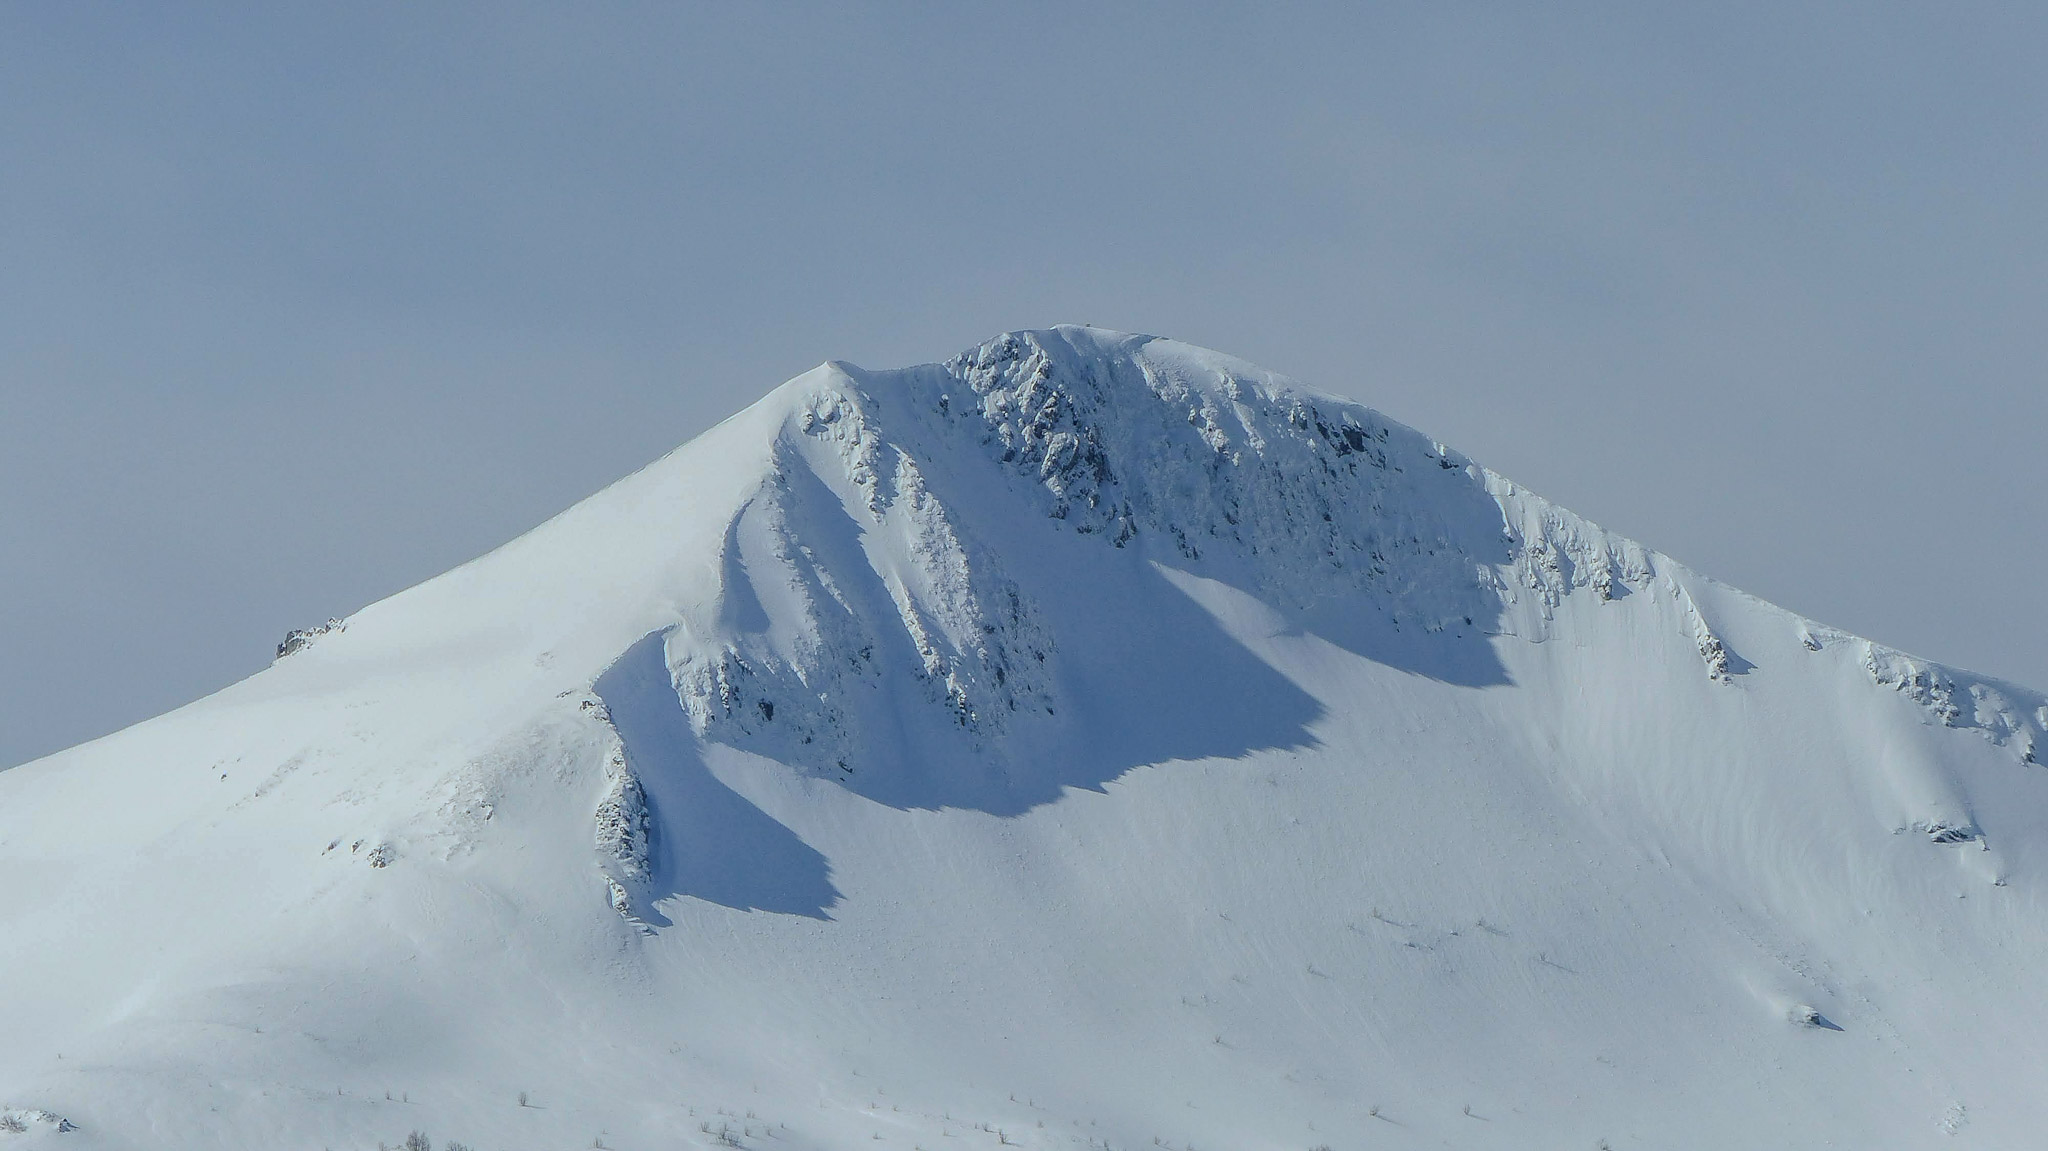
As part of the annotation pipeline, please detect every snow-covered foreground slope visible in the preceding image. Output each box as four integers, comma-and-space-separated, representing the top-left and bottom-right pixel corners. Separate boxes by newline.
5, 327, 2047, 1150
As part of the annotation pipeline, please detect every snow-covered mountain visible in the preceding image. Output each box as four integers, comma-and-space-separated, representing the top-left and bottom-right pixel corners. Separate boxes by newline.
5, 327, 2046, 1150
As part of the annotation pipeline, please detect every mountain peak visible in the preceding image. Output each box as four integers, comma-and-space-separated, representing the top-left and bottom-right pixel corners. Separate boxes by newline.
6, 330, 2048, 1149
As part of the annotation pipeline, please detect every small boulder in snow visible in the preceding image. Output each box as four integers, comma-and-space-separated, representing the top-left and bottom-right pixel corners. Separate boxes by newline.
1791, 1006, 1843, 1031
1920, 820, 1981, 846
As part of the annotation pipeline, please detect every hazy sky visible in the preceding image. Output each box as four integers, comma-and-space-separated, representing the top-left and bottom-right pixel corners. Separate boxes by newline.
5, 4, 2044, 769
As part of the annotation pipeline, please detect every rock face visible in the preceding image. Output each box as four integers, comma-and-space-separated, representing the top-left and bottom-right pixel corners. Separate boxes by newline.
937, 330, 1505, 624
6, 326, 2048, 1151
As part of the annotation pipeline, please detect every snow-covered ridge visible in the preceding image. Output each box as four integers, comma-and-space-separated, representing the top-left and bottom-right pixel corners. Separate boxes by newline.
612, 327, 2045, 791
250, 324, 2048, 858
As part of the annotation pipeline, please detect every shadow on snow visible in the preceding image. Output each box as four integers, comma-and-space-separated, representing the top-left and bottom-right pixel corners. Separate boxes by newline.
597, 633, 840, 920
594, 429, 1515, 919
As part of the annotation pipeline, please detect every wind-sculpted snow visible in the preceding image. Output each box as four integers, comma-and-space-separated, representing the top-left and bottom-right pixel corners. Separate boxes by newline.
8, 326, 2048, 1150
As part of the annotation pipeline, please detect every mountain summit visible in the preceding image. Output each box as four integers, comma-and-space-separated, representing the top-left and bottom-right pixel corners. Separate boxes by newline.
4, 328, 2045, 1149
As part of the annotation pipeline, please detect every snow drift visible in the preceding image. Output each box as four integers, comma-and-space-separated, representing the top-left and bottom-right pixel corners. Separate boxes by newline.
3, 327, 2045, 1149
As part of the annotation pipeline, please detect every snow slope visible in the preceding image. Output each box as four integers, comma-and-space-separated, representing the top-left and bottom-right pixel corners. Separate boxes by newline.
4, 327, 2046, 1150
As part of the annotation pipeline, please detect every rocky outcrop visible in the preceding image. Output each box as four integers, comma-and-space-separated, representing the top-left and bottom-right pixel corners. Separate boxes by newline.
275, 617, 346, 660
1865, 642, 2045, 765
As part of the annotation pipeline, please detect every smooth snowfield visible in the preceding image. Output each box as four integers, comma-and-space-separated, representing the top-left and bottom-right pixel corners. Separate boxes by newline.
3, 327, 2045, 1149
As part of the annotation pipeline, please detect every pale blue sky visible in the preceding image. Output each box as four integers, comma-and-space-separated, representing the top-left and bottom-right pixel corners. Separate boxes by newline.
5, 3, 2045, 768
